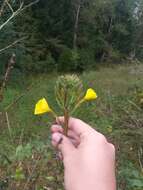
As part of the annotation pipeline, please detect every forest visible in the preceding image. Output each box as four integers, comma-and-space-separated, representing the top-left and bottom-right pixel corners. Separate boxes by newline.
0, 0, 143, 73
0, 0, 143, 190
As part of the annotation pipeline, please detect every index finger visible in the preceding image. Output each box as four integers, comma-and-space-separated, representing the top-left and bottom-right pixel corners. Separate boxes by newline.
56, 117, 95, 136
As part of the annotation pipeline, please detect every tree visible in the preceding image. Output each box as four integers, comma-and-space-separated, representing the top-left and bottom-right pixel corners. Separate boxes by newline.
0, 0, 39, 100
2, 0, 141, 74
133, 0, 143, 59
0, 0, 39, 54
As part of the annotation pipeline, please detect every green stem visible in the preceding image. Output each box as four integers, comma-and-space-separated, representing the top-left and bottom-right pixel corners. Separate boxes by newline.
64, 108, 69, 136
71, 98, 85, 115
50, 110, 58, 119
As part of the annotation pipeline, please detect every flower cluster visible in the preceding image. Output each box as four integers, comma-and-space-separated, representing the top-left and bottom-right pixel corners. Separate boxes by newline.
34, 88, 97, 115
34, 75, 97, 135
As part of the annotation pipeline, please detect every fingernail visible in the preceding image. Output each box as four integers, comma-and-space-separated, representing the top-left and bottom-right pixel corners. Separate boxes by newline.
52, 133, 63, 144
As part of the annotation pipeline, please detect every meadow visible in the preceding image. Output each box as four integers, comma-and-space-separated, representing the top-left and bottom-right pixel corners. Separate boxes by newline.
0, 64, 143, 190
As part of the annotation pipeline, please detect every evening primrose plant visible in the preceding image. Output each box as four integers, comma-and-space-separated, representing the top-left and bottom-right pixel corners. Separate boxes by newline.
34, 75, 97, 135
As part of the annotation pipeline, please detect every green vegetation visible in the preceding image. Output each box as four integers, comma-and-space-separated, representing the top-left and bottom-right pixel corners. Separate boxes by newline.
0, 0, 143, 189
1, 0, 143, 74
0, 64, 143, 189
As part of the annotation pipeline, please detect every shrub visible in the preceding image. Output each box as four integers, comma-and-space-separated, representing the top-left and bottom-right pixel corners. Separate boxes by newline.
58, 48, 80, 72
58, 48, 97, 72
18, 54, 33, 72
18, 53, 56, 73
78, 49, 95, 71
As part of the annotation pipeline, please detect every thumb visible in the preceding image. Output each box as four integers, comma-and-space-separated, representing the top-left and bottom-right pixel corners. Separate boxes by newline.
52, 132, 75, 158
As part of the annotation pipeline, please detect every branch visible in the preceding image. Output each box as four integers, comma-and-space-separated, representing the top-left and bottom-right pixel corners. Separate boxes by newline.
5, 84, 33, 111
0, 0, 39, 32
5, 111, 13, 141
73, 0, 81, 49
20, 0, 39, 12
0, 36, 26, 54
0, 37, 26, 54
0, 0, 7, 17
0, 53, 16, 102
6, 0, 14, 13
138, 147, 143, 173
0, 9, 21, 31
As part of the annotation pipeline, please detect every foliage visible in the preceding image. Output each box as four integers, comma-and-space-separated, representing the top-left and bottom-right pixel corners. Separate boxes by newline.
18, 53, 56, 73
1, 0, 143, 189
58, 48, 80, 72
0, 64, 143, 189
118, 161, 143, 190
0, 0, 142, 74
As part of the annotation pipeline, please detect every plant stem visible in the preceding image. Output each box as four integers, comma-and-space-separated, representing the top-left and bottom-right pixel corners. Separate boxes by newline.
64, 108, 69, 136
5, 111, 13, 143
71, 98, 85, 114
63, 88, 69, 136
51, 110, 58, 118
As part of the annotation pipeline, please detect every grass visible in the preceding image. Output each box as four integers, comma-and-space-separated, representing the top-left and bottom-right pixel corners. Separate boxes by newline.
0, 64, 143, 189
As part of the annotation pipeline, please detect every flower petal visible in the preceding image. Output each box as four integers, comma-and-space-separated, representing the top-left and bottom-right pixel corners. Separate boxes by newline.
84, 88, 97, 101
34, 98, 51, 115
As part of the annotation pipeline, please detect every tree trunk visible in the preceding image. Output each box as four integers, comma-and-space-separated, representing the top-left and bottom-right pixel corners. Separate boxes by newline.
0, 53, 16, 102
73, 0, 81, 49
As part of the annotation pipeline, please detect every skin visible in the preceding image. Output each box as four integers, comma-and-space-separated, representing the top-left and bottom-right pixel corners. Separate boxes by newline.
51, 117, 116, 190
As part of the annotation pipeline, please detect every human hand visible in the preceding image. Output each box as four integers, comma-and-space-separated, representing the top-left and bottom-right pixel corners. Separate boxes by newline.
51, 117, 116, 190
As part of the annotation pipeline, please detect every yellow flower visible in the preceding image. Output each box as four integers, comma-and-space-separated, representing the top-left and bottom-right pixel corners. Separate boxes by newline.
83, 88, 97, 101
34, 98, 51, 115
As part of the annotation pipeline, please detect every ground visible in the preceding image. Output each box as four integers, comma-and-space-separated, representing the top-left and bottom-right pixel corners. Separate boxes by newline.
0, 64, 143, 190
